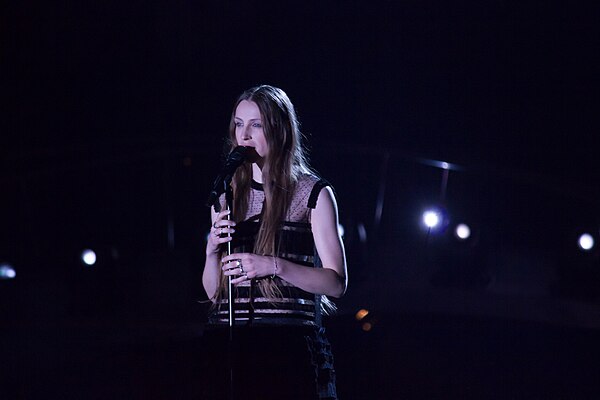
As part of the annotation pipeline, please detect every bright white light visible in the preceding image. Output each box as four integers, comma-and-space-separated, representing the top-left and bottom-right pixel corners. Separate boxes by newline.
455, 223, 471, 240
81, 249, 97, 266
423, 211, 440, 228
338, 224, 345, 238
0, 263, 16, 280
578, 234, 595, 251
441, 162, 449, 170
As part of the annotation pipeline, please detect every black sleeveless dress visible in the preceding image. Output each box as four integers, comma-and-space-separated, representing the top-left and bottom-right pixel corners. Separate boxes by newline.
201, 175, 338, 400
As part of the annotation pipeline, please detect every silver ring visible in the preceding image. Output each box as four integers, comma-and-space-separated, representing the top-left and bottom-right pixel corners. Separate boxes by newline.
239, 261, 244, 274
213, 222, 218, 229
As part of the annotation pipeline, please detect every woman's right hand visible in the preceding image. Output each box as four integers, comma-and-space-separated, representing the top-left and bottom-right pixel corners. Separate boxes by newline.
206, 209, 236, 255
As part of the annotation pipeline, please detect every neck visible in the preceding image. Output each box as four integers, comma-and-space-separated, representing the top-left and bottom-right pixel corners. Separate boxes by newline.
252, 163, 263, 183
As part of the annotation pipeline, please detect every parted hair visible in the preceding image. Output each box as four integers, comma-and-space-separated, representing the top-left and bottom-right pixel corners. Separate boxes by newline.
221, 85, 313, 300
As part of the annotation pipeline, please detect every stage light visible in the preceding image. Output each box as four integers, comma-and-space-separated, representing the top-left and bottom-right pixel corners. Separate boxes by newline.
81, 249, 97, 266
355, 309, 377, 331
423, 210, 441, 228
0, 263, 16, 280
578, 233, 595, 251
355, 308, 369, 321
421, 205, 449, 236
361, 322, 373, 332
455, 223, 471, 240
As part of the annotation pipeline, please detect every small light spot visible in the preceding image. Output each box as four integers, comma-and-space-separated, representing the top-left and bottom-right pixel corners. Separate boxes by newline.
355, 309, 369, 321
81, 249, 97, 266
578, 233, 595, 251
455, 223, 471, 240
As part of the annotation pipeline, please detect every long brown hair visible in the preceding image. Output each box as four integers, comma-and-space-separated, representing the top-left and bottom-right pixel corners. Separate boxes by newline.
223, 85, 313, 299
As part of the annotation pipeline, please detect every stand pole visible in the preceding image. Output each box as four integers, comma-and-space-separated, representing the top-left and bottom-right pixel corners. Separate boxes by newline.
225, 182, 235, 400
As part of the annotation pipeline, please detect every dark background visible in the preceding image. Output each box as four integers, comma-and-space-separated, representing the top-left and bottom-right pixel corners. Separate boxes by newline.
2, 1, 600, 398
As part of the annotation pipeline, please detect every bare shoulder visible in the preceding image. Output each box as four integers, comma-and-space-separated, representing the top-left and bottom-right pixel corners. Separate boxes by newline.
316, 185, 337, 208
312, 185, 339, 226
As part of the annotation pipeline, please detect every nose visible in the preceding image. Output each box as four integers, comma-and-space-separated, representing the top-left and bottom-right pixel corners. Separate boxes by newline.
241, 126, 251, 141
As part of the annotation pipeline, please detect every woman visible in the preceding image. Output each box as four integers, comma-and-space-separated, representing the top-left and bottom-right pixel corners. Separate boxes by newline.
202, 85, 347, 400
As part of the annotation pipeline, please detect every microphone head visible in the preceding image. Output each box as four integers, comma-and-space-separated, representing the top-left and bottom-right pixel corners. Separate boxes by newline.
206, 146, 249, 208
222, 146, 248, 173
228, 145, 248, 160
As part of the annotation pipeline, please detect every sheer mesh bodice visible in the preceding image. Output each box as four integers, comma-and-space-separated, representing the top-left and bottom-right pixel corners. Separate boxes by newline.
208, 174, 330, 327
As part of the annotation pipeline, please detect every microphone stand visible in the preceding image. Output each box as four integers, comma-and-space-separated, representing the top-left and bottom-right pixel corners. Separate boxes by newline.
225, 181, 235, 334
224, 180, 236, 400
207, 147, 249, 400
209, 179, 237, 400
208, 169, 237, 331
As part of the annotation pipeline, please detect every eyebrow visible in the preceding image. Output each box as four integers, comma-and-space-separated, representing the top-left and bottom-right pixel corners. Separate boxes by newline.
234, 117, 262, 121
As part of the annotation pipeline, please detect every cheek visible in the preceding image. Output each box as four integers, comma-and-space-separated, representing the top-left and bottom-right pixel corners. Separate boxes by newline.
257, 135, 268, 155
234, 129, 244, 145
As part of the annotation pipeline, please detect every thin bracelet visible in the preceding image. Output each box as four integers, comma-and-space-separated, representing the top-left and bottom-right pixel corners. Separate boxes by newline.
271, 256, 278, 279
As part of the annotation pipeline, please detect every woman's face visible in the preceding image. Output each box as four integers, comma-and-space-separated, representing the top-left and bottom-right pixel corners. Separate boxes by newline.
234, 100, 267, 160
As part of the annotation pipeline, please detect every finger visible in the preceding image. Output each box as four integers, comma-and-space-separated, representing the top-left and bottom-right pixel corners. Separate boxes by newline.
223, 266, 244, 277
231, 274, 248, 284
222, 260, 241, 272
218, 227, 236, 235
212, 212, 225, 226
212, 220, 237, 229
217, 209, 231, 218
211, 210, 230, 228
211, 227, 236, 239
212, 236, 232, 245
216, 209, 232, 222
222, 253, 248, 263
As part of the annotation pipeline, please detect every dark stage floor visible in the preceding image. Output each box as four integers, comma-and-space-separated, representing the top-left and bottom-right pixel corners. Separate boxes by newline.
3, 311, 600, 399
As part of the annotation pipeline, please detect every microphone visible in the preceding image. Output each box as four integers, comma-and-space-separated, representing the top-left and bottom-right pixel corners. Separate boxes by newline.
206, 146, 249, 208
